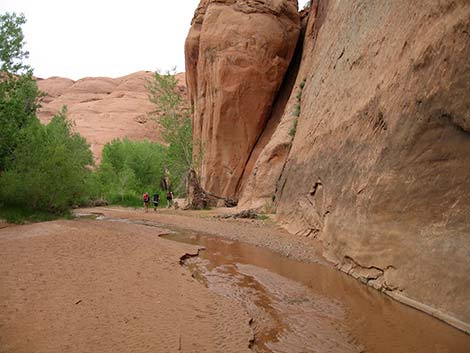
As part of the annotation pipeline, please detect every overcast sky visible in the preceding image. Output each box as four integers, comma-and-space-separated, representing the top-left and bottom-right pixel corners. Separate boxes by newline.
1, 0, 310, 80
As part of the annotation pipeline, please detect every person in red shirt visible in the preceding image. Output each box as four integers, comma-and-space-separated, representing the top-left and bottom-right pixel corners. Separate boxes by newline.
143, 192, 150, 213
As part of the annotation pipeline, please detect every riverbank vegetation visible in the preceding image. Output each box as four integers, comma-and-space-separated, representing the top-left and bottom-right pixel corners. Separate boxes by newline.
92, 70, 194, 208
0, 13, 93, 222
0, 13, 192, 223
147, 69, 193, 194
93, 139, 169, 208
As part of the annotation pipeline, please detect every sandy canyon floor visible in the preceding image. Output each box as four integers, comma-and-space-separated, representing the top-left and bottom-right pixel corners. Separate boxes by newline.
0, 207, 469, 353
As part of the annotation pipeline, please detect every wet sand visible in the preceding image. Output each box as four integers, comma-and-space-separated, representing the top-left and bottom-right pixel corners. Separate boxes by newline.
79, 206, 327, 264
0, 220, 252, 353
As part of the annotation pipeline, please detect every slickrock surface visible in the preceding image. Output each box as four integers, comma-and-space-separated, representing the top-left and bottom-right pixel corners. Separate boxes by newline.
185, 0, 301, 197
187, 0, 470, 332
270, 1, 470, 331
0, 220, 252, 353
237, 8, 309, 211
37, 72, 186, 162
274, 0, 470, 329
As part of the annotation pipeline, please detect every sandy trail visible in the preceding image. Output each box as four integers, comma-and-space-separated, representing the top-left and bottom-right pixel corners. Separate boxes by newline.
0, 219, 252, 353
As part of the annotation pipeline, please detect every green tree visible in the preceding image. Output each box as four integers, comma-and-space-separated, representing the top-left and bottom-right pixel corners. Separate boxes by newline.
95, 138, 167, 205
0, 108, 94, 212
0, 13, 95, 218
0, 12, 30, 74
147, 70, 193, 194
0, 12, 40, 171
96, 160, 118, 196
116, 165, 138, 202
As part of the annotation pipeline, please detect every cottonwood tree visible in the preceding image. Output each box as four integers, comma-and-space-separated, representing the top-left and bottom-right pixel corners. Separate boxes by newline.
147, 70, 193, 195
0, 108, 93, 212
0, 13, 40, 171
96, 138, 167, 204
0, 13, 95, 214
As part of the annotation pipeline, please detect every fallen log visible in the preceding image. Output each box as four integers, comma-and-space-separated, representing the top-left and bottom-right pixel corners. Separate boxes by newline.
186, 169, 239, 209
205, 192, 238, 208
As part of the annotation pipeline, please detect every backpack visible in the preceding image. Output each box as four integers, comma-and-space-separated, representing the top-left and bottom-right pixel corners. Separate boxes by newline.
166, 191, 172, 199
143, 193, 149, 202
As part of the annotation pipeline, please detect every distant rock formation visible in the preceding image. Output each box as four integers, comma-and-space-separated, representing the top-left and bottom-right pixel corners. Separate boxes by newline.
37, 71, 186, 162
185, 0, 301, 197
186, 0, 470, 332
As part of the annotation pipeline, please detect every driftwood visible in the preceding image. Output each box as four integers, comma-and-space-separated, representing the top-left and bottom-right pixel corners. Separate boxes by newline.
89, 199, 108, 207
186, 169, 209, 210
205, 191, 239, 208
218, 209, 260, 219
186, 169, 239, 209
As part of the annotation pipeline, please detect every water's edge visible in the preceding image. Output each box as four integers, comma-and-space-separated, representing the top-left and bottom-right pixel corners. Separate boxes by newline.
74, 211, 470, 352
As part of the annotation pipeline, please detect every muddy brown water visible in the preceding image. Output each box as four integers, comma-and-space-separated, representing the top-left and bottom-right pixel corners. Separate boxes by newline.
161, 232, 470, 353
81, 214, 470, 352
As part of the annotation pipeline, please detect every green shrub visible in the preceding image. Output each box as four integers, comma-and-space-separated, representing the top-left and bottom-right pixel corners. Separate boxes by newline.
0, 205, 70, 224
103, 191, 169, 209
289, 118, 299, 138
95, 139, 169, 203
0, 109, 93, 213
292, 103, 301, 117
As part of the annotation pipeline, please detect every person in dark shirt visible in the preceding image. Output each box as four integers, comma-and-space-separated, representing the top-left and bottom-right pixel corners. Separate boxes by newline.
166, 191, 174, 208
152, 192, 160, 212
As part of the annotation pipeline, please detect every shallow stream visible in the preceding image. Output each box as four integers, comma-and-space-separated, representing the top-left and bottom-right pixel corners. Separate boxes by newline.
78, 212, 470, 352
162, 232, 470, 353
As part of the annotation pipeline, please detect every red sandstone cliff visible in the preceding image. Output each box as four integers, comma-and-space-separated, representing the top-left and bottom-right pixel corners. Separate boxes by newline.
185, 0, 301, 197
37, 71, 186, 162
186, 0, 470, 332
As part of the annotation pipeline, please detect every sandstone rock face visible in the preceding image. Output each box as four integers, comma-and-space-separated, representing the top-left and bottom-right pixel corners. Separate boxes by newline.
185, 0, 301, 197
273, 0, 470, 330
238, 10, 309, 211
188, 0, 470, 332
37, 72, 187, 162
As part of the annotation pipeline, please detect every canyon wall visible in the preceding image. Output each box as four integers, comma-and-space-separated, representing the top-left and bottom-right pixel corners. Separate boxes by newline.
186, 0, 470, 332
185, 0, 301, 197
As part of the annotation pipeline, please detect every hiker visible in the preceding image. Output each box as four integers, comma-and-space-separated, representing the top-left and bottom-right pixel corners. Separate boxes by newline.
143, 192, 150, 213
166, 190, 174, 208
152, 192, 160, 212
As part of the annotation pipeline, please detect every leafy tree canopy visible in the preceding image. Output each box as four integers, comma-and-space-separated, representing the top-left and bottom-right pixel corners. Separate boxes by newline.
0, 12, 40, 171
0, 108, 94, 212
147, 69, 193, 194
96, 138, 167, 203
0, 12, 31, 75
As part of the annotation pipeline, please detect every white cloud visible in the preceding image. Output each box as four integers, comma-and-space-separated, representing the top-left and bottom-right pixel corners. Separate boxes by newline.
1, 0, 311, 79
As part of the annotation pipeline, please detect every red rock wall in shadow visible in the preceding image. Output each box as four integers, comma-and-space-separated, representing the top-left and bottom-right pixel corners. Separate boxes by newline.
237, 8, 310, 210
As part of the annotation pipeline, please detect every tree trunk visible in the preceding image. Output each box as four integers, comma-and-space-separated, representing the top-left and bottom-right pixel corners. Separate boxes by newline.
186, 169, 238, 209
186, 169, 209, 210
